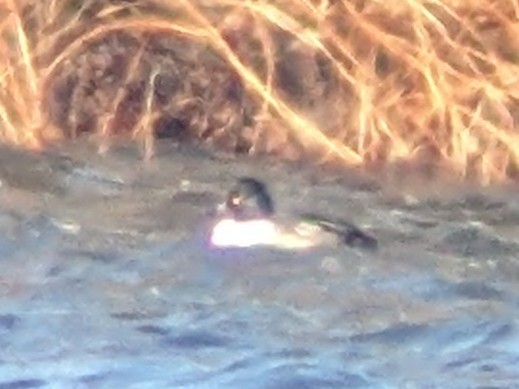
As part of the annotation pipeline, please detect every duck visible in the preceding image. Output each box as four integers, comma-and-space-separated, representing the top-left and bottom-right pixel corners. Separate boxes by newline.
210, 176, 378, 251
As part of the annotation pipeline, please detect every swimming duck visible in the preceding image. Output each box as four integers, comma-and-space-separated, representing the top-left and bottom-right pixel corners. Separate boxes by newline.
211, 176, 378, 251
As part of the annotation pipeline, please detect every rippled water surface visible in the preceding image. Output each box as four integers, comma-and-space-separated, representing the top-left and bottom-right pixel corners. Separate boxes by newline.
0, 142, 518, 389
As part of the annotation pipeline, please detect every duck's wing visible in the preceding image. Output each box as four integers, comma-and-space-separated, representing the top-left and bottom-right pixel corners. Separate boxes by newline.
300, 213, 378, 251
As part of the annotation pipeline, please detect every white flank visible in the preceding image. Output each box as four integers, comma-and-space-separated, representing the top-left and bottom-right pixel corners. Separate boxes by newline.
211, 218, 278, 247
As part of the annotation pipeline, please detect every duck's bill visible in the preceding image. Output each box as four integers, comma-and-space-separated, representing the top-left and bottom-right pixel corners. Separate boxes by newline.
210, 218, 317, 249
215, 201, 227, 214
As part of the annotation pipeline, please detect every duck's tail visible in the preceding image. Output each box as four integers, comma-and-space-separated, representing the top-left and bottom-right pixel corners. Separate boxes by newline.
300, 213, 378, 251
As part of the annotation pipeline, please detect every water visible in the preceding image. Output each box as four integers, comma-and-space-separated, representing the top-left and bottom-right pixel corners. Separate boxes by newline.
0, 142, 518, 388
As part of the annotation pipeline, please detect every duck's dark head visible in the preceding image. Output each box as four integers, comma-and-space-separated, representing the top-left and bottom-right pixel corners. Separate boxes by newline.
224, 177, 275, 220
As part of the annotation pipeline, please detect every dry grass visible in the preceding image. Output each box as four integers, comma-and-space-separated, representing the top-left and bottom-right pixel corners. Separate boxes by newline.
1, 0, 519, 184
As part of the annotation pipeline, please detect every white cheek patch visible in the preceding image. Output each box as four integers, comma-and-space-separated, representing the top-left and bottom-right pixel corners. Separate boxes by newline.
210, 218, 278, 248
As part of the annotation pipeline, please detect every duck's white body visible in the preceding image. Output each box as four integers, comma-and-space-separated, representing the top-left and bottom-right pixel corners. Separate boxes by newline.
210, 217, 337, 250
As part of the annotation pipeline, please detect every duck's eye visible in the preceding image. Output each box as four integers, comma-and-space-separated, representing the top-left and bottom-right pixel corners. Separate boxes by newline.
228, 192, 241, 207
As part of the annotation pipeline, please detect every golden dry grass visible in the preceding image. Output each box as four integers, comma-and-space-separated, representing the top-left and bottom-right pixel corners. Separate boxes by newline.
1, 0, 519, 184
